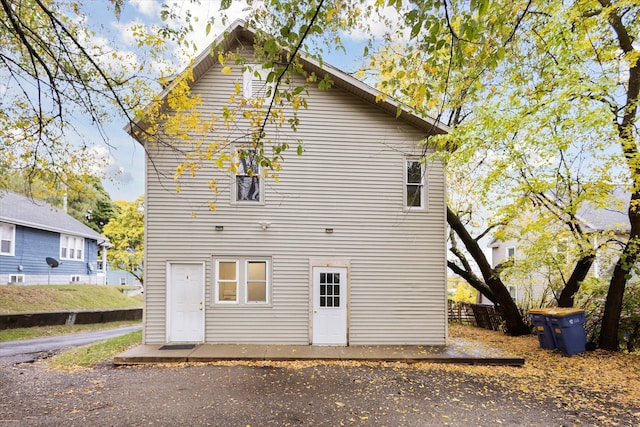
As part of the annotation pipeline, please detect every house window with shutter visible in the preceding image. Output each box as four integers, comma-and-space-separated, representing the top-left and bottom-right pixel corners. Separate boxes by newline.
242, 64, 274, 101
0, 222, 15, 256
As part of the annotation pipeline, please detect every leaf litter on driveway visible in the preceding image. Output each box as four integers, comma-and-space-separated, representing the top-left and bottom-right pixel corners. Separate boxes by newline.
1, 324, 639, 426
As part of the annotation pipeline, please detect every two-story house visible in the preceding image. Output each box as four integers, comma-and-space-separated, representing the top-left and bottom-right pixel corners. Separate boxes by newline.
0, 191, 109, 285
482, 188, 631, 305
128, 21, 449, 346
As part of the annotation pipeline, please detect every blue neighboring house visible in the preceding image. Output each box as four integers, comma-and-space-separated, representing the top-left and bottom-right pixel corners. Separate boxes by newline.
0, 191, 109, 285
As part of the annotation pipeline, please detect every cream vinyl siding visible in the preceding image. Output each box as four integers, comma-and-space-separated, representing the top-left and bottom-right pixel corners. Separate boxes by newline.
143, 52, 447, 345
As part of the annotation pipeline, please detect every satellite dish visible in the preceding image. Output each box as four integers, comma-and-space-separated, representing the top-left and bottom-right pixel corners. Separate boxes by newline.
46, 257, 59, 268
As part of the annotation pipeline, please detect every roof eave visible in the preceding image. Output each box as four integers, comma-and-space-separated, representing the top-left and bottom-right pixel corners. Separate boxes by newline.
1, 216, 107, 242
126, 19, 449, 141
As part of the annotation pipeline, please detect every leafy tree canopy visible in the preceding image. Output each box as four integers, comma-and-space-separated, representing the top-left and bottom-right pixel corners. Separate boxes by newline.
102, 196, 144, 285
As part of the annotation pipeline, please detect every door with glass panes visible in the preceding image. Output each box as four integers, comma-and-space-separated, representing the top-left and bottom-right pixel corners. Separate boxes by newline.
312, 267, 347, 345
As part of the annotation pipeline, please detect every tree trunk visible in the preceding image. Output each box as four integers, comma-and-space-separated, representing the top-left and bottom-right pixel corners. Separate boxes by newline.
599, 192, 640, 350
557, 255, 594, 307
447, 207, 530, 335
596, 0, 640, 351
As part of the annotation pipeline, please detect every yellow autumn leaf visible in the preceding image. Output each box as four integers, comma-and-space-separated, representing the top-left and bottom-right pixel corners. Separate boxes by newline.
221, 66, 232, 74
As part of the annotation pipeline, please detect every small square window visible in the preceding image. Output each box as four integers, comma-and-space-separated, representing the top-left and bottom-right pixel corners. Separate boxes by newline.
9, 274, 24, 284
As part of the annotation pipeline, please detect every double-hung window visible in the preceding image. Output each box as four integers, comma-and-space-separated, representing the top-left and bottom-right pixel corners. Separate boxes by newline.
234, 149, 262, 203
0, 222, 15, 256
405, 159, 425, 209
215, 260, 239, 303
246, 260, 268, 303
60, 235, 84, 261
214, 258, 270, 305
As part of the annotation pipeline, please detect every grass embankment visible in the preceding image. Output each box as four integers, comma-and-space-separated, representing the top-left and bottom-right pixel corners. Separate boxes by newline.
49, 329, 142, 370
0, 284, 143, 313
0, 285, 143, 343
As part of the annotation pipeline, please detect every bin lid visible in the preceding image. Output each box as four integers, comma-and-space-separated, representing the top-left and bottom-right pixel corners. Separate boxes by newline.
529, 308, 553, 315
545, 308, 585, 316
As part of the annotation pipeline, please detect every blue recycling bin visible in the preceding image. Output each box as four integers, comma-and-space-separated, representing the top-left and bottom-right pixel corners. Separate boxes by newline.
547, 308, 587, 356
529, 309, 557, 349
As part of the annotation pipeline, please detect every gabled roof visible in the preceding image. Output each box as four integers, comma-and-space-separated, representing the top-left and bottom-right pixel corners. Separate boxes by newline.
488, 187, 632, 248
0, 191, 108, 244
127, 19, 449, 137
576, 187, 630, 233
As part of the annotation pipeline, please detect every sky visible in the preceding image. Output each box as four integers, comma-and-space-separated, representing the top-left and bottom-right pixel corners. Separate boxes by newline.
80, 0, 386, 201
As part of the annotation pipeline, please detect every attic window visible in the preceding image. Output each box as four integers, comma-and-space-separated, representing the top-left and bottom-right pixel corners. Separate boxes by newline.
233, 148, 263, 203
243, 65, 273, 101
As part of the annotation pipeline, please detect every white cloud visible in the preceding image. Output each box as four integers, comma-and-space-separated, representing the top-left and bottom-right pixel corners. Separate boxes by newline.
90, 144, 142, 201
129, 0, 163, 18
343, 5, 407, 43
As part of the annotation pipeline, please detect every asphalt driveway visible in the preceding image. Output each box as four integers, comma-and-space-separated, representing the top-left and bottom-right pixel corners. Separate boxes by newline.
0, 357, 624, 426
0, 325, 142, 358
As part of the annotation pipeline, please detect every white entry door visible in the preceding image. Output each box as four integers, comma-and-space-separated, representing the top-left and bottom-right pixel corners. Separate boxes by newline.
168, 263, 204, 343
312, 267, 347, 345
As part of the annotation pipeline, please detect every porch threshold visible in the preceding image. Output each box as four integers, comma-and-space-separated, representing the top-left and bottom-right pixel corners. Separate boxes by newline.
113, 338, 524, 366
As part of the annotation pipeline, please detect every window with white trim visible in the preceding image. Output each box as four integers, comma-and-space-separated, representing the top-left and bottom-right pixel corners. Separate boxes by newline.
60, 235, 84, 261
506, 246, 516, 260
9, 274, 24, 284
233, 148, 263, 203
246, 260, 268, 303
405, 159, 425, 209
243, 64, 274, 101
507, 284, 518, 300
0, 222, 15, 256
214, 258, 270, 305
70, 275, 81, 283
215, 260, 239, 303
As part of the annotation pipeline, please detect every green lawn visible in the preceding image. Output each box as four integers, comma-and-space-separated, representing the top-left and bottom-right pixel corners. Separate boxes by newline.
0, 284, 143, 343
0, 285, 143, 314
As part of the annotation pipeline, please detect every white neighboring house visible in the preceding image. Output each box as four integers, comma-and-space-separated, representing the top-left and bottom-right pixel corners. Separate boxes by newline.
481, 189, 631, 305
127, 21, 450, 346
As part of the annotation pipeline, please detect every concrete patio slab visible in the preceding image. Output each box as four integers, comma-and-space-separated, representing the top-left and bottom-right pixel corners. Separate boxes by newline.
114, 337, 525, 366
189, 344, 267, 360
116, 344, 190, 363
